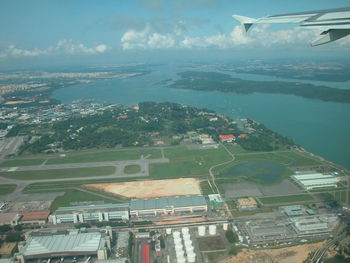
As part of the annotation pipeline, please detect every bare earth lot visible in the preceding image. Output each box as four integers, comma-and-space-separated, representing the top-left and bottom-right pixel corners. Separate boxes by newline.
85, 178, 201, 198
220, 242, 325, 263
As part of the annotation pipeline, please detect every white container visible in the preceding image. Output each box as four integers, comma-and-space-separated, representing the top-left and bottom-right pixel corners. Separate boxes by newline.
198, 225, 206, 236
187, 252, 196, 263
175, 243, 183, 250
166, 228, 172, 235
223, 223, 228, 231
174, 238, 182, 246
176, 249, 184, 256
209, 225, 217, 235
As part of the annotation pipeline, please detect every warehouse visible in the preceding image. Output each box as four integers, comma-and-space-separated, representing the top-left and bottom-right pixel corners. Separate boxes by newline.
130, 195, 207, 217
49, 203, 129, 224
291, 171, 339, 190
16, 229, 110, 263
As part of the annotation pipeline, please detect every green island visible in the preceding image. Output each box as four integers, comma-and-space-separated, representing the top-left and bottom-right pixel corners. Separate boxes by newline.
168, 71, 350, 103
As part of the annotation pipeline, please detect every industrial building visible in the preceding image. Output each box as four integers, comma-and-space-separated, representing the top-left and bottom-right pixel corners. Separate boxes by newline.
16, 229, 111, 263
290, 214, 338, 236
130, 195, 207, 218
49, 203, 129, 224
236, 197, 258, 211
208, 194, 224, 206
291, 171, 340, 190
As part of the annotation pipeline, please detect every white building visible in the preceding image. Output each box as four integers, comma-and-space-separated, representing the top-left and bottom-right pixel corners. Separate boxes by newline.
16, 229, 110, 263
49, 203, 129, 224
291, 171, 340, 190
130, 195, 207, 218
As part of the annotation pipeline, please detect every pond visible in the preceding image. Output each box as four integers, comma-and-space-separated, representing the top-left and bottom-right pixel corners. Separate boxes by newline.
220, 161, 288, 184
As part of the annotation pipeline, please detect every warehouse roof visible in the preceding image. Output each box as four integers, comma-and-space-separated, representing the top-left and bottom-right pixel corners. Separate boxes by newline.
21, 230, 106, 256
55, 203, 129, 213
21, 211, 50, 222
130, 195, 207, 211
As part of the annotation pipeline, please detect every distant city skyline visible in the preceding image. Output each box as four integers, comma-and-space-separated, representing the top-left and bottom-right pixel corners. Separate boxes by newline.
0, 0, 350, 67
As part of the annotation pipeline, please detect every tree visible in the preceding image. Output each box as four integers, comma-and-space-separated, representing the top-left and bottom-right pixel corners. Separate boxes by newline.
225, 230, 238, 243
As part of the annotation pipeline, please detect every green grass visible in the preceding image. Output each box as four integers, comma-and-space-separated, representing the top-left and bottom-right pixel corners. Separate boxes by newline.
49, 189, 123, 211
0, 159, 45, 167
277, 151, 322, 166
0, 166, 115, 180
0, 184, 17, 195
259, 194, 314, 204
205, 251, 227, 263
197, 236, 226, 251
46, 148, 162, 164
200, 180, 215, 195
124, 164, 141, 174
150, 146, 232, 178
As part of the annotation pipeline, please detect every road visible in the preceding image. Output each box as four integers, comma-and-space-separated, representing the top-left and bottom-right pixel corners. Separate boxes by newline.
208, 143, 236, 219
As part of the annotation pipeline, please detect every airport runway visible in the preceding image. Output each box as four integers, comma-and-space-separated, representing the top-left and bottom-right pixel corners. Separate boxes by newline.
0, 157, 169, 201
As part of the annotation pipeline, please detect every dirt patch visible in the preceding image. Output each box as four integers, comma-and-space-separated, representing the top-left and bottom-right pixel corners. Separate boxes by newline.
0, 242, 16, 255
219, 242, 325, 263
85, 178, 201, 198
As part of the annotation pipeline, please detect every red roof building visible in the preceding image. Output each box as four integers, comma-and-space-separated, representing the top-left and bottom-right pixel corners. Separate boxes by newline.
142, 244, 150, 263
239, 133, 249, 138
219, 134, 236, 142
20, 210, 50, 225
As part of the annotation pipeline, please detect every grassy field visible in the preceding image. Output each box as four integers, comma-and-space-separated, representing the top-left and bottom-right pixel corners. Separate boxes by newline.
0, 166, 115, 180
0, 184, 17, 195
197, 236, 226, 251
0, 159, 46, 167
259, 194, 314, 204
49, 188, 124, 211
46, 148, 162, 164
124, 164, 141, 174
150, 146, 232, 178
200, 180, 215, 195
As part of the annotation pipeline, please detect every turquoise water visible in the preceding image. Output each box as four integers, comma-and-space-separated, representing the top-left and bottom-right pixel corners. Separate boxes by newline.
220, 161, 287, 184
52, 65, 350, 169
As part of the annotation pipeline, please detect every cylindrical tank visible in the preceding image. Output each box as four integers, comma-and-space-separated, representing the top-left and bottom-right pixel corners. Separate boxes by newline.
166, 228, 172, 235
198, 225, 206, 236
185, 245, 194, 254
175, 242, 183, 250
174, 238, 182, 246
223, 223, 228, 231
184, 239, 192, 247
187, 252, 196, 263
173, 231, 181, 238
181, 227, 189, 234
176, 248, 184, 256
177, 256, 186, 263
209, 224, 217, 235
183, 233, 191, 240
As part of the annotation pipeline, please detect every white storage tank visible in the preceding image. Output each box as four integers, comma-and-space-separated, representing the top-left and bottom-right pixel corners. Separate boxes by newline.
166, 228, 172, 235
223, 223, 228, 231
198, 225, 206, 236
177, 254, 186, 263
173, 231, 181, 238
209, 224, 217, 235
181, 227, 189, 234
183, 233, 191, 240
187, 252, 196, 263
174, 238, 182, 246
185, 244, 194, 253
176, 248, 184, 257
184, 239, 192, 247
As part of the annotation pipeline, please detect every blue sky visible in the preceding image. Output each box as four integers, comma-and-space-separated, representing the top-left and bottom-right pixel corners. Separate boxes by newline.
0, 0, 349, 66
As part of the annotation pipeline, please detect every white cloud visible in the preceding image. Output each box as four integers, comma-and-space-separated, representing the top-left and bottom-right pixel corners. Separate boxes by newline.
0, 40, 110, 58
121, 28, 175, 50
120, 24, 343, 50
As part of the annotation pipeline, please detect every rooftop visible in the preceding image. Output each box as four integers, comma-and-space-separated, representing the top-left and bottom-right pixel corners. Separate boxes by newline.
21, 211, 50, 221
130, 195, 207, 211
20, 230, 106, 256
55, 203, 129, 214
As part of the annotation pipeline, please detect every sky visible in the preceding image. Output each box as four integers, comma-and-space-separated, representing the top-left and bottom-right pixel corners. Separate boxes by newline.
0, 0, 350, 68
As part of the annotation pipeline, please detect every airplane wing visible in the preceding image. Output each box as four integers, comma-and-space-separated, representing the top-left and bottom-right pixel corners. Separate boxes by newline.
233, 7, 350, 46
